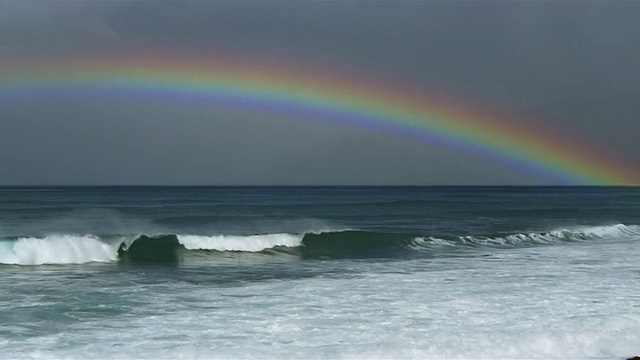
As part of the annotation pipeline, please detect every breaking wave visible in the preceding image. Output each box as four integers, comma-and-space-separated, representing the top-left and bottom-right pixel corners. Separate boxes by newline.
0, 235, 118, 265
0, 224, 638, 265
117, 233, 304, 263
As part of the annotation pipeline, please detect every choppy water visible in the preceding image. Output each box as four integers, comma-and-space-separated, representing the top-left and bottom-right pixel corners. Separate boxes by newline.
1, 186, 640, 359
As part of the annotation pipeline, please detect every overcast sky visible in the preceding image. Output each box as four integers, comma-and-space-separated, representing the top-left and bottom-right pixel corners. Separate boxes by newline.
1, 1, 639, 185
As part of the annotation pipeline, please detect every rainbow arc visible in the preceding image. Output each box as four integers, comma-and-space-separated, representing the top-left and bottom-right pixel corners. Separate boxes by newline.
1, 52, 639, 185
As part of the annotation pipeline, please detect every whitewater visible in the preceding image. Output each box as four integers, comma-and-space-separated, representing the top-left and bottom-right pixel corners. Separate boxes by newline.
1, 186, 639, 359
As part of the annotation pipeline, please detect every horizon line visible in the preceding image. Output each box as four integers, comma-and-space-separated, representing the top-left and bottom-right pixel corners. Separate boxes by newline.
1, 184, 638, 188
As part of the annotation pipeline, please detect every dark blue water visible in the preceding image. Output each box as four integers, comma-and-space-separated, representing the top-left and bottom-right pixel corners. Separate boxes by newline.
2, 186, 639, 238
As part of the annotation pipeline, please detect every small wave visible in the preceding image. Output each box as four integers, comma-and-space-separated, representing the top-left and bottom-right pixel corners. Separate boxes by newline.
415, 224, 640, 249
0, 235, 118, 265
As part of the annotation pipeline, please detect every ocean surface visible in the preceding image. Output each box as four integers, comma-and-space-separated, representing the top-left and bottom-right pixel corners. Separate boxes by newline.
1, 186, 640, 359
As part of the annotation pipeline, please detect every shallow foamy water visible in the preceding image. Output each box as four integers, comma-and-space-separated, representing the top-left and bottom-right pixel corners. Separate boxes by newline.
2, 236, 639, 359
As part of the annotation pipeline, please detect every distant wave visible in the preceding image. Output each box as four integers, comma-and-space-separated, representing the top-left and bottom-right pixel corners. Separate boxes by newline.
1, 224, 638, 265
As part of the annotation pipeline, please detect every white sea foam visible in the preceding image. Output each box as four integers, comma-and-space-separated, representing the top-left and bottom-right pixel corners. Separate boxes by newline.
0, 235, 118, 265
177, 233, 303, 252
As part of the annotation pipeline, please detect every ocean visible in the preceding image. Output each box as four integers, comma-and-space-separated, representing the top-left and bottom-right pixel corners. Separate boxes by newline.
1, 186, 639, 359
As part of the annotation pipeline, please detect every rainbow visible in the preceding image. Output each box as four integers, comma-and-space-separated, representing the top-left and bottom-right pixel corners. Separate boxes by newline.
1, 51, 638, 185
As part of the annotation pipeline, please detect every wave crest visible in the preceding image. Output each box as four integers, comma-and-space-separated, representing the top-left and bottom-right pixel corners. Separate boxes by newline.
177, 233, 303, 252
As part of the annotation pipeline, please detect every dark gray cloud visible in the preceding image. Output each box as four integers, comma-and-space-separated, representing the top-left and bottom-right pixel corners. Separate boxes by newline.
0, 2, 119, 54
1, 2, 639, 185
